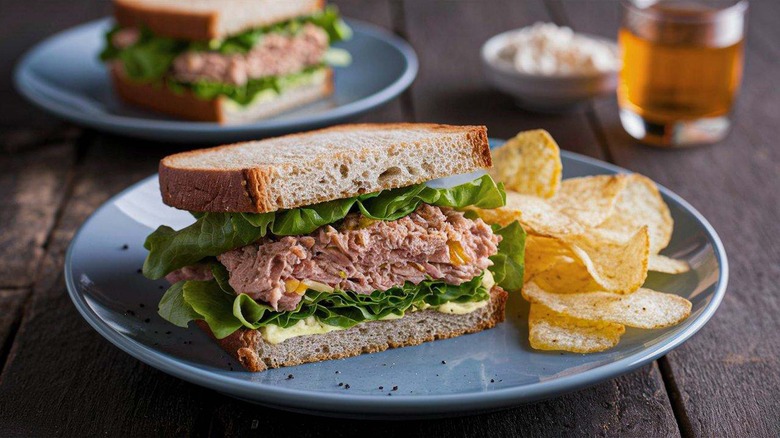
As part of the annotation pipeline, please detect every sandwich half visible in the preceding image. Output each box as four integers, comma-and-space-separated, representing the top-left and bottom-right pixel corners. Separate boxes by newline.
146, 123, 526, 371
100, 0, 352, 123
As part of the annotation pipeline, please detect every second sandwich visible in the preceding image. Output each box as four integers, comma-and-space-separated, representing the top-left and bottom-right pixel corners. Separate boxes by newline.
101, 0, 352, 123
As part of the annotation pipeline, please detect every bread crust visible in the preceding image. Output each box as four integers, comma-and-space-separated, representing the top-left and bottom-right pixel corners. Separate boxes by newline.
159, 123, 492, 213
110, 65, 334, 124
113, 0, 326, 41
196, 285, 508, 372
111, 65, 222, 121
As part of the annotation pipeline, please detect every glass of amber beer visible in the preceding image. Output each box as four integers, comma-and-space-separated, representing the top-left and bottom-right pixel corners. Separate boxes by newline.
618, 0, 747, 147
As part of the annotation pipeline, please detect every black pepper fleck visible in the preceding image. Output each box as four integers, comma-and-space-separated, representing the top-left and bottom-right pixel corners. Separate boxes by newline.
392, 386, 398, 391
144, 318, 151, 323
165, 331, 171, 335
158, 285, 164, 290
139, 303, 145, 308
490, 379, 495, 383
344, 384, 350, 389
441, 360, 446, 364
121, 244, 129, 250
387, 393, 392, 396
338, 382, 344, 387
136, 268, 142, 274
286, 374, 294, 380
379, 386, 383, 390
335, 371, 340, 374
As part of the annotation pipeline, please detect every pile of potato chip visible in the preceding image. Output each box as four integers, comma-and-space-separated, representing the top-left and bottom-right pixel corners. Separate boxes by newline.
477, 130, 692, 353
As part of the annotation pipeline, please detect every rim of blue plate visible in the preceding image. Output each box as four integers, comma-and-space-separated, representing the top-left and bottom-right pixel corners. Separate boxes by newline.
64, 147, 728, 415
13, 17, 419, 135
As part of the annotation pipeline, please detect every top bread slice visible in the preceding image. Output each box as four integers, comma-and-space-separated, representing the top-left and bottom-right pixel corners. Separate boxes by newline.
114, 0, 325, 41
159, 123, 492, 213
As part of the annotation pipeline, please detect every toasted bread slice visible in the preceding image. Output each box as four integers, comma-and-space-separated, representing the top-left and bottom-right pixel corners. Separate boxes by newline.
113, 0, 325, 41
159, 123, 491, 213
197, 285, 507, 372
110, 64, 333, 123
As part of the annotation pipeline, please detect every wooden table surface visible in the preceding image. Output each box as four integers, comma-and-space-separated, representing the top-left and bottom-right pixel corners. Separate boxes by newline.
1, 1, 778, 436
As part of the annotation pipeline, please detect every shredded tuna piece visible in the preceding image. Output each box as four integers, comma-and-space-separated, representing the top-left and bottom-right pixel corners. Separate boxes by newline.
111, 28, 141, 49
218, 205, 501, 311
165, 264, 214, 284
171, 23, 329, 86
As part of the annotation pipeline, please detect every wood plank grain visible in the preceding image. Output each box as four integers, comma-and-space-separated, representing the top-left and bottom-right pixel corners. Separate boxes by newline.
205, 363, 678, 438
0, 0, 109, 128
400, 0, 604, 158
557, 1, 780, 436
0, 142, 75, 288
0, 135, 221, 436
0, 290, 28, 369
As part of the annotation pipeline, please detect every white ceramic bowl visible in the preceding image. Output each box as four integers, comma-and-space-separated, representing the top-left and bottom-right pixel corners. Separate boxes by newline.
481, 29, 618, 112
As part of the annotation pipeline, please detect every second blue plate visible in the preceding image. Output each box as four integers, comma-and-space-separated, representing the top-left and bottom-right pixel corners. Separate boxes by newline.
14, 18, 418, 143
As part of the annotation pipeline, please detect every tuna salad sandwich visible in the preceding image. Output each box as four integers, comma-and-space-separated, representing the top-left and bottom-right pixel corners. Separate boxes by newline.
145, 123, 526, 371
100, 0, 351, 123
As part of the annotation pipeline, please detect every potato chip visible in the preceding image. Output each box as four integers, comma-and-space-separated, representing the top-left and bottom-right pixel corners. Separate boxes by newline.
531, 257, 603, 294
528, 226, 649, 294
505, 192, 585, 235
649, 254, 691, 274
523, 282, 692, 329
597, 174, 673, 253
564, 227, 649, 294
464, 204, 522, 227
482, 128, 690, 354
488, 130, 562, 199
550, 175, 629, 227
529, 303, 625, 353
524, 235, 572, 282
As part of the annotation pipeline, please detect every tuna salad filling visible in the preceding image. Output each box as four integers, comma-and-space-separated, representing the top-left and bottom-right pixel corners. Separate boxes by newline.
171, 205, 500, 311
100, 7, 351, 105
147, 175, 526, 339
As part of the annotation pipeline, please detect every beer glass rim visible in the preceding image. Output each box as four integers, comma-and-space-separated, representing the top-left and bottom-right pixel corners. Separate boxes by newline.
621, 0, 748, 23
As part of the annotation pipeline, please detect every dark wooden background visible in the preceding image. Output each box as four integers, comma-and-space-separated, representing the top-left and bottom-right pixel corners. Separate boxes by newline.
1, 1, 778, 436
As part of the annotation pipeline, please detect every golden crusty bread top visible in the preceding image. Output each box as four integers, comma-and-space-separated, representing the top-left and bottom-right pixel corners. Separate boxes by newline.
114, 0, 325, 41
159, 123, 492, 213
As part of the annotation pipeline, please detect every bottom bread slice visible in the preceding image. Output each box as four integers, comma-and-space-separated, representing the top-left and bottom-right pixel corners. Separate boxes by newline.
110, 65, 334, 123
197, 285, 508, 372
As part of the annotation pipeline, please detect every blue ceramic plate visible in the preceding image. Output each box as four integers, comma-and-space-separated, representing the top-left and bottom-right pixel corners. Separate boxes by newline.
14, 18, 418, 143
64, 143, 727, 419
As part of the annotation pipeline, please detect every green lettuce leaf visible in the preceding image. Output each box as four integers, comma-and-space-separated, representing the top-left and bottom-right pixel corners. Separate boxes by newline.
161, 269, 490, 339
117, 33, 184, 81
215, 6, 352, 54
183, 280, 243, 339
157, 281, 200, 327
143, 174, 506, 279
489, 221, 526, 292
186, 65, 325, 106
